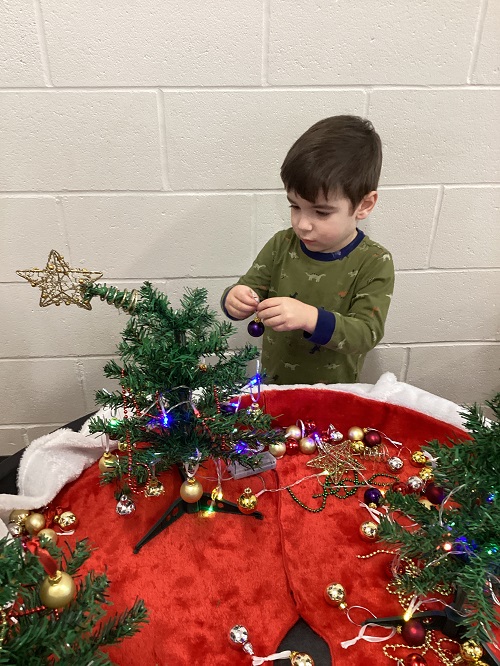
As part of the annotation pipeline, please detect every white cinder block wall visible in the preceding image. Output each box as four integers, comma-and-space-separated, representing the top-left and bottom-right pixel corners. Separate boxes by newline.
1, 0, 499, 455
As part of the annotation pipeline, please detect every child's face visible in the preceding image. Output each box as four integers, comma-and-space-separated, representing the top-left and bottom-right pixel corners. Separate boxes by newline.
287, 190, 377, 254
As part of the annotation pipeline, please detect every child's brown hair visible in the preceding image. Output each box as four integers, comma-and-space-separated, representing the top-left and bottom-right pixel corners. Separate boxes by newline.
280, 115, 382, 212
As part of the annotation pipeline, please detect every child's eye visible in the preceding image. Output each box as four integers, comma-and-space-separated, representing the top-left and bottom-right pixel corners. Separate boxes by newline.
289, 204, 300, 210
315, 210, 330, 217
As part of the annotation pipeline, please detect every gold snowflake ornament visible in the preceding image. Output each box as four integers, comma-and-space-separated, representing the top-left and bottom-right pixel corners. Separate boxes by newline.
17, 250, 103, 310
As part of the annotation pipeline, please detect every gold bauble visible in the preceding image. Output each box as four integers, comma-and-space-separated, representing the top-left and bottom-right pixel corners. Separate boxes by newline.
37, 528, 58, 545
324, 582, 347, 609
350, 440, 365, 454
54, 511, 78, 532
347, 426, 364, 442
118, 440, 128, 452
237, 488, 258, 514
290, 652, 315, 666
359, 520, 378, 541
418, 498, 434, 510
299, 436, 317, 455
39, 570, 76, 609
269, 442, 287, 459
24, 512, 46, 535
180, 477, 204, 503
411, 451, 427, 467
98, 451, 118, 473
459, 640, 483, 662
419, 466, 434, 482
285, 425, 302, 440
9, 509, 31, 526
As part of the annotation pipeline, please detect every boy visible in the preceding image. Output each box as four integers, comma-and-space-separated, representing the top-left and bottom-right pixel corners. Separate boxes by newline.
221, 115, 394, 385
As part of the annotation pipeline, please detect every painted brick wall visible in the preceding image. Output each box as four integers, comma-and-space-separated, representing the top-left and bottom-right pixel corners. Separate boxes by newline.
1, 0, 499, 455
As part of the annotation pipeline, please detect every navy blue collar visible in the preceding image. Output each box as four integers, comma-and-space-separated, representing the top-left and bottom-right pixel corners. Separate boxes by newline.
299, 229, 365, 261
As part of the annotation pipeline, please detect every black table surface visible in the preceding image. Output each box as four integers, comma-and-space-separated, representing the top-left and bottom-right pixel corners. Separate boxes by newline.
0, 414, 331, 665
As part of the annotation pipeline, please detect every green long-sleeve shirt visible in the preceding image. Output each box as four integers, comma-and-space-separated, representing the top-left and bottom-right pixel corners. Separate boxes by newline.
223, 228, 394, 385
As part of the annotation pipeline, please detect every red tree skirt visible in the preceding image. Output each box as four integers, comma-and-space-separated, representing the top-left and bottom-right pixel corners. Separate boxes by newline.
53, 389, 500, 665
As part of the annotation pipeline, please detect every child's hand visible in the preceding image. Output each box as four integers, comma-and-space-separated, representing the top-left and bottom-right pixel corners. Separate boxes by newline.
257, 297, 318, 333
225, 285, 259, 320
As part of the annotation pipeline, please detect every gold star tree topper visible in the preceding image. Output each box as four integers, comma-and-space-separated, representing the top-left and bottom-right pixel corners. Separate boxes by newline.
17, 250, 103, 310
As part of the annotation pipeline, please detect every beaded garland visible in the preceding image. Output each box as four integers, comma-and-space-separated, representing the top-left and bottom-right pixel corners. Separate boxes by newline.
287, 471, 399, 513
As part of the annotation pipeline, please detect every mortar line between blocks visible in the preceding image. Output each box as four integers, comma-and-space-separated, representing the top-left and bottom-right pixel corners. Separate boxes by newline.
54, 196, 72, 263
363, 89, 371, 117
426, 185, 445, 268
33, 0, 53, 87
467, 0, 489, 83
400, 347, 411, 383
261, 0, 271, 86
156, 90, 171, 190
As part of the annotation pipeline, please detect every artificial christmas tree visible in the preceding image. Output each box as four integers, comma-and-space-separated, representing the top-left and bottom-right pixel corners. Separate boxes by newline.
17, 251, 284, 552
372, 395, 500, 663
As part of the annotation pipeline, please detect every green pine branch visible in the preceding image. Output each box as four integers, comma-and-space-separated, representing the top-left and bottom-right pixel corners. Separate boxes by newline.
0, 537, 148, 665
378, 395, 500, 644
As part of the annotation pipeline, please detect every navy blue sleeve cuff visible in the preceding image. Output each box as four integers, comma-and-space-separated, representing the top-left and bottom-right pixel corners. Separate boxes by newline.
303, 308, 336, 346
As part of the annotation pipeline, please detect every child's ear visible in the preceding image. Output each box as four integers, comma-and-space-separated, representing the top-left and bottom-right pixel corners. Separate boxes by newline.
355, 191, 378, 220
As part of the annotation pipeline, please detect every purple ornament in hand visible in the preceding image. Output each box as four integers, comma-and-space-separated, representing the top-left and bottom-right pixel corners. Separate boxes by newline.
248, 317, 265, 337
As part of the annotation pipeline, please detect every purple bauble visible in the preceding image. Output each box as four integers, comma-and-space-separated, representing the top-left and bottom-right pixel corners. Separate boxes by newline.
363, 429, 382, 448
363, 487, 383, 506
425, 482, 446, 505
247, 319, 265, 337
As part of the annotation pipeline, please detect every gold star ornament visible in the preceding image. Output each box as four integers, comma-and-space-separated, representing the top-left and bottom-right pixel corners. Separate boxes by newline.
307, 440, 365, 484
17, 250, 103, 310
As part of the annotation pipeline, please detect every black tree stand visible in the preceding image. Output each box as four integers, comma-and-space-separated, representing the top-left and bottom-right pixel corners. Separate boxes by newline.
362, 588, 500, 665
133, 464, 263, 553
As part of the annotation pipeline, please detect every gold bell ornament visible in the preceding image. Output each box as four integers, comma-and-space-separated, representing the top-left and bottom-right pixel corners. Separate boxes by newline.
9, 508, 31, 526
324, 582, 347, 610
459, 640, 483, 662
411, 450, 428, 467
39, 570, 76, 609
237, 488, 258, 514
180, 477, 204, 503
54, 510, 78, 532
290, 652, 315, 666
359, 520, 379, 541
144, 477, 165, 497
419, 466, 434, 482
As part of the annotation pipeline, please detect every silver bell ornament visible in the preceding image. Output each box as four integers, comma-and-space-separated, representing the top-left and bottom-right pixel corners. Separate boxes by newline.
116, 494, 136, 515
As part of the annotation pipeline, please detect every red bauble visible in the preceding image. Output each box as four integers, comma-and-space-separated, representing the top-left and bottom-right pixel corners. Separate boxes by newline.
364, 430, 382, 448
391, 481, 407, 494
425, 482, 446, 505
304, 420, 316, 434
404, 654, 427, 666
401, 619, 426, 647
286, 438, 300, 455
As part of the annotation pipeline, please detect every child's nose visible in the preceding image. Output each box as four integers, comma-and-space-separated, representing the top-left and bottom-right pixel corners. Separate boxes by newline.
296, 214, 313, 231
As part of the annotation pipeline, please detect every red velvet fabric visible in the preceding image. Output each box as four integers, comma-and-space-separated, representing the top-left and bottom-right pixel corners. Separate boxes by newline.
53, 389, 499, 665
